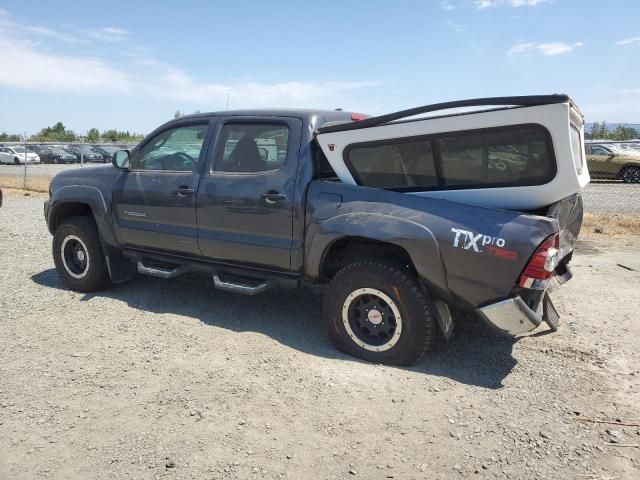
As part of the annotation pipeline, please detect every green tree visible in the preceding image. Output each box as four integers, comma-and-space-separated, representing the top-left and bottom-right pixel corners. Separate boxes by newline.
86, 128, 100, 142
102, 129, 119, 142
0, 132, 21, 142
30, 121, 76, 142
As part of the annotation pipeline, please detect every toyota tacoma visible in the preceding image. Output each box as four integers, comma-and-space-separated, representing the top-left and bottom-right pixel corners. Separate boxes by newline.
44, 95, 588, 365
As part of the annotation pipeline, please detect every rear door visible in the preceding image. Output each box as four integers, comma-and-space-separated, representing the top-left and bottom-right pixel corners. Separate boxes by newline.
112, 120, 213, 256
196, 116, 302, 271
0, 147, 10, 163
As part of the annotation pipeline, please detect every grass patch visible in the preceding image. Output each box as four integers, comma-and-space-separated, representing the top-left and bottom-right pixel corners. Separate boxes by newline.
0, 175, 50, 193
582, 212, 640, 236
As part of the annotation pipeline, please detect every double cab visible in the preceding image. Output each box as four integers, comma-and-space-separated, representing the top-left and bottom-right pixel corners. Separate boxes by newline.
44, 95, 588, 365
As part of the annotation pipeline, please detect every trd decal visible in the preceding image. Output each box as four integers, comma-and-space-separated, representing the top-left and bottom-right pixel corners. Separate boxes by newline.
450, 228, 517, 260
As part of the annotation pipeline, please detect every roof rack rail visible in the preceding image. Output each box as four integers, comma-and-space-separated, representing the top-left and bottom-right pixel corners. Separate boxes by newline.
316, 94, 570, 134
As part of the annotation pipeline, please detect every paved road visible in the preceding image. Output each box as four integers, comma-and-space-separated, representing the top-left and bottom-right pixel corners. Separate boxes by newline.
2, 163, 639, 214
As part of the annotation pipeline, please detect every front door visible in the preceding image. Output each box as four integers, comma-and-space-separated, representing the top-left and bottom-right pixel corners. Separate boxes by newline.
586, 145, 616, 178
196, 117, 302, 271
112, 120, 213, 256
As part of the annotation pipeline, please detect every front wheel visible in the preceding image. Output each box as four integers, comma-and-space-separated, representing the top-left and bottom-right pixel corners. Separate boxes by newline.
323, 260, 435, 366
13, 157, 20, 165
52, 216, 112, 292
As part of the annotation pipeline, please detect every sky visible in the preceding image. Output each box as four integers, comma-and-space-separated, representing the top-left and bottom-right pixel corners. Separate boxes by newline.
0, 0, 638, 136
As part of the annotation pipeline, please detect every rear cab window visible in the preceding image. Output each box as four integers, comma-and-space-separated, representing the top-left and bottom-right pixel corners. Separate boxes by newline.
345, 124, 556, 190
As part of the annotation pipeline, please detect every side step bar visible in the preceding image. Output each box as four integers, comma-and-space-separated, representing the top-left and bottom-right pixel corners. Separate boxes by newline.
213, 274, 273, 296
136, 258, 275, 295
137, 260, 186, 279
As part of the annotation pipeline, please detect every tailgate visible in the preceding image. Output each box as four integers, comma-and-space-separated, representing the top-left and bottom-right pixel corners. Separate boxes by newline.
545, 193, 583, 260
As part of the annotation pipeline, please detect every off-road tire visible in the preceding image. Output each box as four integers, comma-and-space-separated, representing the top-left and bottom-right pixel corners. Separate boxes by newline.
52, 216, 111, 292
323, 260, 435, 366
620, 165, 640, 183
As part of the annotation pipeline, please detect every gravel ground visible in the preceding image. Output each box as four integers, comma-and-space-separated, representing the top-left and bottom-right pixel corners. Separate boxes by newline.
0, 192, 639, 480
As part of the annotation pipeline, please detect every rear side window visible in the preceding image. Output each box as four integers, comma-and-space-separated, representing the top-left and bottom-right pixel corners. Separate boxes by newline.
214, 123, 289, 173
347, 140, 437, 188
570, 125, 584, 173
345, 125, 556, 190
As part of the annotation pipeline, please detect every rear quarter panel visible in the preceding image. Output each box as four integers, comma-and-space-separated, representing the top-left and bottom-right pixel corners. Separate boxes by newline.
305, 181, 558, 308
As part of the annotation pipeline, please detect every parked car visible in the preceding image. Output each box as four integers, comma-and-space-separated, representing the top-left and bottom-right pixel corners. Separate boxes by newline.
0, 146, 40, 164
92, 145, 121, 163
39, 146, 79, 164
585, 144, 640, 182
44, 95, 587, 366
70, 146, 102, 163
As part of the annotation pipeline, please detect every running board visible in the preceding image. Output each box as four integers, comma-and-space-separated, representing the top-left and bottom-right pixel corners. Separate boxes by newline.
137, 260, 186, 279
213, 274, 272, 296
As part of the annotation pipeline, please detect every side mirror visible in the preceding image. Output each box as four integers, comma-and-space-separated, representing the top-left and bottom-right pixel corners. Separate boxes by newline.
112, 150, 130, 169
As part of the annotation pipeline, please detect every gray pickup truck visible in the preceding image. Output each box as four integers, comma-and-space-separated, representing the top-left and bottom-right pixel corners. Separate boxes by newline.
44, 95, 588, 365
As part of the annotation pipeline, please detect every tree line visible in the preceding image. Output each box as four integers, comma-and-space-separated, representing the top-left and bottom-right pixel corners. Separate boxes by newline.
0, 122, 144, 143
589, 121, 638, 141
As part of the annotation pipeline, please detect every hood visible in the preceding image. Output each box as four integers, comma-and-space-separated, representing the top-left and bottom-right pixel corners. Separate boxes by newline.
52, 164, 115, 182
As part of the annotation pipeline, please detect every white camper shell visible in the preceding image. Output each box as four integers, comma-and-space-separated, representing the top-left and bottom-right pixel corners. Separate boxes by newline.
316, 95, 589, 211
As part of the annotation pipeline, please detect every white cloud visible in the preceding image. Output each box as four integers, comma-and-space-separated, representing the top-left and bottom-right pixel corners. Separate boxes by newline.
0, 31, 377, 109
445, 20, 465, 33
616, 37, 640, 46
0, 36, 131, 93
507, 41, 583, 57
0, 8, 81, 43
476, 0, 550, 8
441, 1, 457, 10
85, 27, 129, 42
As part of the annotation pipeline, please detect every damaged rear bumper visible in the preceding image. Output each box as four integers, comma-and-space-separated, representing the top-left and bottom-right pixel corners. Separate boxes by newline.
477, 293, 560, 336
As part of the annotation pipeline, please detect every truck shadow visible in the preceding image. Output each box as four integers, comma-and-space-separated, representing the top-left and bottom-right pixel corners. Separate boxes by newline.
31, 269, 518, 389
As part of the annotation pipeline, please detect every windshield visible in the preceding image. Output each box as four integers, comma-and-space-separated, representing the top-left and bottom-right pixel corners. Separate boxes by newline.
12, 147, 28, 153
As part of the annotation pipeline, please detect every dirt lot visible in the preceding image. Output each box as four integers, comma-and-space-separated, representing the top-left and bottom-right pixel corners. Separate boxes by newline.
1, 191, 639, 480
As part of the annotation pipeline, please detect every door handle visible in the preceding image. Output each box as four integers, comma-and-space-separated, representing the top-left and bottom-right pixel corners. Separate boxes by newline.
175, 186, 195, 198
261, 191, 286, 204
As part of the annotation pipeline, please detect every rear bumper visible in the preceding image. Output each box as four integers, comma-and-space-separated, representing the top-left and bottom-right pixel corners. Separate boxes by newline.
477, 296, 542, 336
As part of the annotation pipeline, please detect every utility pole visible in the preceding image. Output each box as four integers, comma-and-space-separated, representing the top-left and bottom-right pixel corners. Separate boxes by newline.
22, 132, 27, 189
226, 90, 230, 111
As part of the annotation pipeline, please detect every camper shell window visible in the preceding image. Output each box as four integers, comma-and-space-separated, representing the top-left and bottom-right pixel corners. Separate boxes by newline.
344, 124, 556, 191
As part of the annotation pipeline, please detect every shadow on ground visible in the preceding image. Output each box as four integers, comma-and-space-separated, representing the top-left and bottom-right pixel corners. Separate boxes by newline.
32, 268, 518, 389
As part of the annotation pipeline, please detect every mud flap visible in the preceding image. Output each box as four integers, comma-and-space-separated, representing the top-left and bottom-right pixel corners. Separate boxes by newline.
542, 292, 560, 332
433, 299, 454, 340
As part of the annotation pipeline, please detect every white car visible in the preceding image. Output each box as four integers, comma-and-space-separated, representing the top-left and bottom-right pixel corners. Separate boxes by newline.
0, 146, 41, 164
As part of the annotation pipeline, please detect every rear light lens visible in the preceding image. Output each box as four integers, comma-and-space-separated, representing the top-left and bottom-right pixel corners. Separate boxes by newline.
518, 233, 560, 288
351, 113, 365, 121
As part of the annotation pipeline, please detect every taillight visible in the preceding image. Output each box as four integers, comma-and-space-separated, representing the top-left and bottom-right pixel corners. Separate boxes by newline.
351, 113, 365, 121
518, 233, 560, 288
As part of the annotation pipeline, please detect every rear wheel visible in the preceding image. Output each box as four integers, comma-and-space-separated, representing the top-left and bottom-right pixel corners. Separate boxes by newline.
53, 216, 111, 292
620, 165, 640, 183
323, 260, 435, 366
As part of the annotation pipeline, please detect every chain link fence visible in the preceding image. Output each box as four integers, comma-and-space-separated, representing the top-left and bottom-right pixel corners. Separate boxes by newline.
0, 139, 137, 191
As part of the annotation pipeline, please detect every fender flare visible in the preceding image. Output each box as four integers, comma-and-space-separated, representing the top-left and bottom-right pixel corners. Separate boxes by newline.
48, 185, 116, 244
306, 212, 450, 298
48, 185, 135, 283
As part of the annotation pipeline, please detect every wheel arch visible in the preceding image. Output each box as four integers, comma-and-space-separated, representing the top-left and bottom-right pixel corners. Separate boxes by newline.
307, 213, 451, 301
48, 186, 135, 284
